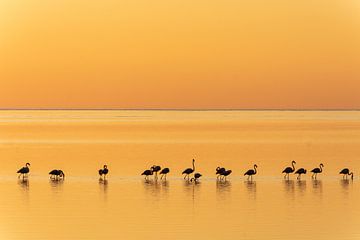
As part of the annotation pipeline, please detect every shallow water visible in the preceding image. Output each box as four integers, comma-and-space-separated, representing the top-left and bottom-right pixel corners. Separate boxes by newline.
0, 110, 359, 239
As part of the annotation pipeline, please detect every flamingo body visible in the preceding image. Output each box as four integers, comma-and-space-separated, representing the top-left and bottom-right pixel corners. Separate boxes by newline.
182, 159, 195, 179
142, 169, 153, 180
244, 164, 258, 180
311, 163, 324, 179
49, 169, 65, 179
17, 163, 30, 179
282, 161, 296, 179
295, 168, 306, 180
340, 168, 353, 179
99, 165, 109, 178
160, 167, 170, 180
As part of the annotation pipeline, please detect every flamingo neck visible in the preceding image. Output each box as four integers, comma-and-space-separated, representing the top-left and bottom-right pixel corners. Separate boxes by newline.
254, 165, 257, 174
192, 161, 195, 171
292, 162, 295, 171
319, 165, 323, 172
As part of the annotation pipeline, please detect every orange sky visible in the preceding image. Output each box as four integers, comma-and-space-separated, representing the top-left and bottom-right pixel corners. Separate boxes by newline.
0, 0, 359, 109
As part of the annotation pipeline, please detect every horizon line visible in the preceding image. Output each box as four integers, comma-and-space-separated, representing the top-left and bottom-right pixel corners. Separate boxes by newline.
0, 108, 359, 111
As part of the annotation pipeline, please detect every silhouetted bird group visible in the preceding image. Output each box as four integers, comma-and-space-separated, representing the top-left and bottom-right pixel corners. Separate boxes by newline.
282, 161, 326, 180
142, 165, 170, 180
15, 160, 355, 183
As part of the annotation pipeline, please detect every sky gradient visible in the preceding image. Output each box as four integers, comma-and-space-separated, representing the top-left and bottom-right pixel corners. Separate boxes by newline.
0, 0, 359, 109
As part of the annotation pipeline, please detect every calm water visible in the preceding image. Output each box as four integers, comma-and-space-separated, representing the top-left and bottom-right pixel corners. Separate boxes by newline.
0, 110, 360, 239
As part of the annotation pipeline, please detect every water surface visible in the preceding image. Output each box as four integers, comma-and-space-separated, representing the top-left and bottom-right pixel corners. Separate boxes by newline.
0, 110, 359, 239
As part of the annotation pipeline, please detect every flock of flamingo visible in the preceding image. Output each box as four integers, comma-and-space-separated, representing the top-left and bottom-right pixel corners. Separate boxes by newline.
141, 159, 354, 182
16, 159, 354, 182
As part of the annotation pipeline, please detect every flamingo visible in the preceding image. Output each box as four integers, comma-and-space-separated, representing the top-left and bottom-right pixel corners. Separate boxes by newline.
141, 169, 153, 180
98, 165, 109, 179
339, 168, 353, 180
311, 163, 324, 179
182, 159, 195, 180
159, 168, 170, 180
190, 173, 202, 182
295, 168, 306, 180
151, 165, 161, 179
216, 167, 226, 180
244, 164, 258, 181
49, 169, 65, 180
282, 161, 296, 179
220, 170, 232, 181
17, 163, 30, 179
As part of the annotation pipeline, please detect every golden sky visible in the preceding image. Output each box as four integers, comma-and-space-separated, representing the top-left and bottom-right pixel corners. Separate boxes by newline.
0, 0, 359, 109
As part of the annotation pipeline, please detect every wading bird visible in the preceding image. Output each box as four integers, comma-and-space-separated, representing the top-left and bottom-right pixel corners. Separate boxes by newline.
282, 161, 296, 179
49, 169, 65, 180
216, 167, 226, 180
220, 169, 232, 181
339, 168, 353, 180
244, 164, 258, 181
311, 163, 324, 179
17, 163, 30, 179
190, 173, 202, 182
151, 165, 161, 179
159, 167, 170, 180
98, 165, 109, 179
182, 159, 195, 180
295, 168, 306, 180
141, 169, 153, 180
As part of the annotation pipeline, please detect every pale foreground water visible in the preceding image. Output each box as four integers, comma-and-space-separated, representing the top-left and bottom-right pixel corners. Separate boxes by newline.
0, 110, 360, 240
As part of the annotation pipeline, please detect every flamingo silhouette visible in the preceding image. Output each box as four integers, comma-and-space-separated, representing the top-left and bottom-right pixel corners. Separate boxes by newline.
141, 169, 153, 180
220, 170, 232, 181
216, 167, 226, 180
339, 168, 353, 180
98, 165, 109, 179
311, 163, 324, 179
244, 164, 258, 181
159, 168, 170, 180
182, 159, 195, 180
282, 161, 296, 179
17, 163, 30, 179
190, 172, 202, 182
49, 169, 65, 180
295, 168, 306, 180
151, 165, 161, 179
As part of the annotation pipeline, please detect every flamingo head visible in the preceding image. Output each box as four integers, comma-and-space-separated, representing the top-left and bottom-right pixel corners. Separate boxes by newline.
320, 163, 324, 167
292, 160, 296, 164
26, 163, 30, 167
254, 164, 258, 168
104, 165, 107, 169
